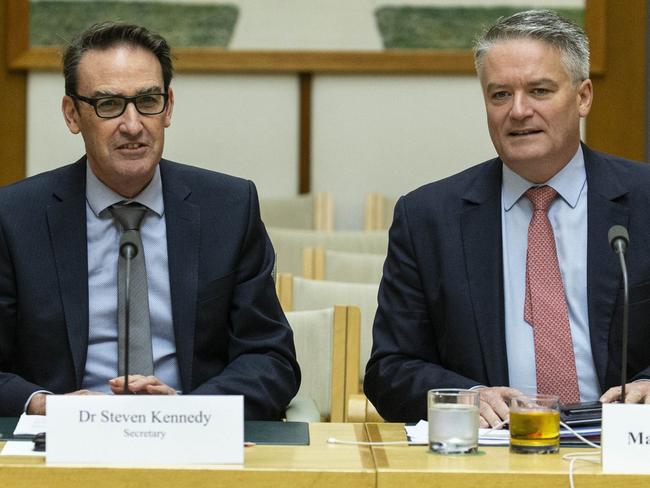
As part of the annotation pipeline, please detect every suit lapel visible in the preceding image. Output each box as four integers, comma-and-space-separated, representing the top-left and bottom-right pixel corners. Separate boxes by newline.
160, 161, 200, 393
584, 146, 630, 389
46, 161, 89, 388
460, 160, 509, 386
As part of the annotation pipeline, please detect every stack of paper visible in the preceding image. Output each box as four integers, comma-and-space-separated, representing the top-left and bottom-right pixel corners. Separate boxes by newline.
405, 420, 601, 447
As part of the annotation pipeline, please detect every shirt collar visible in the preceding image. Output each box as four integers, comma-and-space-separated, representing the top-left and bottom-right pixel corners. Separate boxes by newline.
502, 146, 586, 211
85, 162, 164, 218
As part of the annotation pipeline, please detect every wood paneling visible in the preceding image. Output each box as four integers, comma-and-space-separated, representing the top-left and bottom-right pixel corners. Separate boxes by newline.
2, 0, 644, 185
0, 0, 26, 185
299, 73, 312, 194
585, 0, 607, 75
5, 0, 606, 76
586, 0, 647, 161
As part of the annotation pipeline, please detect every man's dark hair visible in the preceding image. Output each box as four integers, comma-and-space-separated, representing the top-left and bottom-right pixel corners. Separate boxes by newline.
63, 21, 173, 95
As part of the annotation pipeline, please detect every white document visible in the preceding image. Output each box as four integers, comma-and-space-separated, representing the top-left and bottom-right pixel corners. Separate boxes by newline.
406, 420, 510, 446
0, 441, 44, 457
13, 414, 47, 436
404, 421, 428, 445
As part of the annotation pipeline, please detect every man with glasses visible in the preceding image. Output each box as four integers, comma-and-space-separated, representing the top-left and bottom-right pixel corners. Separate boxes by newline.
0, 22, 300, 419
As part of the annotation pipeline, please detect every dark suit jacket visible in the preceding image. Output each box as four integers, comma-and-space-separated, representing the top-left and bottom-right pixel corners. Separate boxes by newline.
0, 158, 300, 419
364, 145, 650, 421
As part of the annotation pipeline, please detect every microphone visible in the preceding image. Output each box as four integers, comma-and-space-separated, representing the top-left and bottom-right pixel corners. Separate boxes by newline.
120, 239, 139, 395
608, 225, 629, 255
608, 225, 629, 403
120, 242, 138, 260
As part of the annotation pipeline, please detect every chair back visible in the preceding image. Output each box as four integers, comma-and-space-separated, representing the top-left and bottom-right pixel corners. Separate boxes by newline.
364, 192, 398, 231
285, 305, 360, 421
260, 192, 333, 231
304, 247, 384, 284
277, 274, 378, 392
268, 227, 388, 275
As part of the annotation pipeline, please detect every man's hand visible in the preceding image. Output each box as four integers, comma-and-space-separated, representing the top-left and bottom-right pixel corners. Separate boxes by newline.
26, 393, 47, 415
109, 375, 177, 395
600, 381, 650, 404
478, 386, 524, 428
27, 389, 104, 415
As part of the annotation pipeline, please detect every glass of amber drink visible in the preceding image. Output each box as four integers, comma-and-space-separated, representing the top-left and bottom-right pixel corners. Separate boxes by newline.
509, 394, 560, 454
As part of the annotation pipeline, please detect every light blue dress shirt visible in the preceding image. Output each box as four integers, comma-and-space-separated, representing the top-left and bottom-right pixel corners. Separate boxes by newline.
82, 163, 181, 393
501, 146, 600, 402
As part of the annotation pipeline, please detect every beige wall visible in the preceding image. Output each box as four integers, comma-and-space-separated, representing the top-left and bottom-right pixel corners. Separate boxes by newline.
25, 0, 585, 228
312, 75, 494, 228
27, 73, 299, 199
27, 72, 496, 228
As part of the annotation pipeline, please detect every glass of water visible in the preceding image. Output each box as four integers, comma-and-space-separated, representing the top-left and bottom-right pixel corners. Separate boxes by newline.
427, 389, 479, 454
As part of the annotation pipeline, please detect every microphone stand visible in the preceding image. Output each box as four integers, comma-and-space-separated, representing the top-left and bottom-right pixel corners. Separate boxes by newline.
609, 225, 629, 403
120, 242, 138, 395
616, 248, 629, 403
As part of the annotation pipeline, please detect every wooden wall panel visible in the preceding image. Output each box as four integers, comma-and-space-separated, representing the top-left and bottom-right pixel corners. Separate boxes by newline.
0, 1, 26, 185
586, 0, 647, 161
2, 0, 647, 186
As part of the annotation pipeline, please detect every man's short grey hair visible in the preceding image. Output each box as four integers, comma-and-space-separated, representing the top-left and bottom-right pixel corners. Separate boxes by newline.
473, 9, 590, 85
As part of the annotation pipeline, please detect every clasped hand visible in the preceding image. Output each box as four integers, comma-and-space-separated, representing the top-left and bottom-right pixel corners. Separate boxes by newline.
108, 375, 178, 396
27, 375, 176, 415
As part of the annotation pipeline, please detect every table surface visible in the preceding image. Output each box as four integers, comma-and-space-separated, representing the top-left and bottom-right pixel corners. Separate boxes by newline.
365, 422, 647, 488
0, 422, 375, 488
3, 421, 649, 488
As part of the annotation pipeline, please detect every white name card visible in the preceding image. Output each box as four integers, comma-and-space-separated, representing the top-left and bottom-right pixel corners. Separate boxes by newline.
46, 395, 243, 466
602, 403, 650, 473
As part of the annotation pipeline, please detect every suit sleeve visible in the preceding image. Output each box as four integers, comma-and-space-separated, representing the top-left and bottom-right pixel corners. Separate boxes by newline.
0, 214, 45, 415
364, 197, 481, 422
190, 181, 300, 419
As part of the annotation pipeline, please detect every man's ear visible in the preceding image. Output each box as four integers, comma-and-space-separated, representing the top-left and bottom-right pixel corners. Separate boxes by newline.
62, 95, 81, 134
577, 79, 593, 118
163, 87, 174, 128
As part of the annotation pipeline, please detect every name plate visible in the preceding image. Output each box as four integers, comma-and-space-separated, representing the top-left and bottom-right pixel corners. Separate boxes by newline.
46, 395, 243, 466
602, 403, 650, 473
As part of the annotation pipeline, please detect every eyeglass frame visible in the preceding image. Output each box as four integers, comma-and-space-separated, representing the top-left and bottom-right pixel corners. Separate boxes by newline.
66, 92, 170, 119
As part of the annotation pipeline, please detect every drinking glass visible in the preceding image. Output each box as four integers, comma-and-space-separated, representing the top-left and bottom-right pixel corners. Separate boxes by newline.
509, 394, 560, 454
427, 389, 479, 454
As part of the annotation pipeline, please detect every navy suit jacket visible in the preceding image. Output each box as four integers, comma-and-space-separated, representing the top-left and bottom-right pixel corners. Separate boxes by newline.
364, 145, 650, 421
0, 158, 300, 419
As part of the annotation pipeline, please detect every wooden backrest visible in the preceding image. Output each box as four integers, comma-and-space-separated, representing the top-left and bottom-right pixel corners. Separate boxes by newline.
364, 192, 398, 231
303, 247, 384, 284
268, 227, 388, 275
277, 273, 378, 391
285, 305, 360, 422
260, 192, 333, 231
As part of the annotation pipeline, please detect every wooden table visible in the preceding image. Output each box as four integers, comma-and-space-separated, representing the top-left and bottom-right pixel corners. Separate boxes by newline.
366, 423, 647, 488
0, 422, 375, 488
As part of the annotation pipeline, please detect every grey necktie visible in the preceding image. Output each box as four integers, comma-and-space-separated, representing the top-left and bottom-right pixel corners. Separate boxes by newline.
110, 203, 154, 376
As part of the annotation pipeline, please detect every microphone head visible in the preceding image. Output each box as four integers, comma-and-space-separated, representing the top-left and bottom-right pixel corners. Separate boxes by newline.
120, 242, 138, 259
608, 225, 629, 251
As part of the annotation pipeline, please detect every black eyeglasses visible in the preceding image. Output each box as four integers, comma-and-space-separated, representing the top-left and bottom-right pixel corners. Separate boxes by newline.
68, 92, 169, 119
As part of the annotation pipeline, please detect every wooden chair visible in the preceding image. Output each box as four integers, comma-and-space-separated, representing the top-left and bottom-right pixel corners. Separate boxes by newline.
284, 306, 360, 422
267, 227, 388, 276
303, 247, 384, 284
276, 273, 381, 422
364, 192, 398, 231
260, 192, 333, 231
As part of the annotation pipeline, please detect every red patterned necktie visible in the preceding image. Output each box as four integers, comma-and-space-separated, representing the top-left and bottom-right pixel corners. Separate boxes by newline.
523, 186, 580, 404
